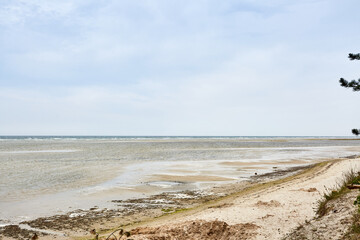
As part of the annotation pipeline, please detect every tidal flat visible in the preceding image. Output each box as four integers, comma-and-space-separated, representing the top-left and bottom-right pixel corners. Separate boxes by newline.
1, 136, 360, 239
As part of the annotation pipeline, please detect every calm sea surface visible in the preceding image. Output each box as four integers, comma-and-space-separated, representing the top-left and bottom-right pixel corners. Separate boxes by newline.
1, 136, 360, 225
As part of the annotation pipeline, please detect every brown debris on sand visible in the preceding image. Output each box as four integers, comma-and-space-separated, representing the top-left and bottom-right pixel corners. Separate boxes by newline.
208, 203, 234, 209
298, 187, 318, 192
130, 220, 259, 240
255, 200, 282, 207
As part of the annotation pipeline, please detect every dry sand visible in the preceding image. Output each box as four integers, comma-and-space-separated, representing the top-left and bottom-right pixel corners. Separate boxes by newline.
127, 158, 360, 240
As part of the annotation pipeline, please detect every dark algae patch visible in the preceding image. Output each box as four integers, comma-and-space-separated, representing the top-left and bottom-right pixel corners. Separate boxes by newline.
0, 225, 47, 240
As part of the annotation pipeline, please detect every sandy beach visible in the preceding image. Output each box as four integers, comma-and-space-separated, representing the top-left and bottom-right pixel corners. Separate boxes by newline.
121, 157, 360, 240
1, 156, 360, 239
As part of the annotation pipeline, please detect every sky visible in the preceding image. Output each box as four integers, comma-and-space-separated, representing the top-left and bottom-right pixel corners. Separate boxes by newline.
0, 0, 360, 136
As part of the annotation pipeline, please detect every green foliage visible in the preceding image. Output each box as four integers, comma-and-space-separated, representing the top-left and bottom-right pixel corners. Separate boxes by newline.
317, 200, 328, 217
352, 129, 360, 136
317, 186, 350, 217
353, 195, 360, 207
173, 208, 188, 213
339, 78, 360, 92
339, 52, 360, 136
339, 53, 360, 92
161, 208, 173, 213
161, 207, 188, 214
351, 175, 360, 185
349, 53, 360, 60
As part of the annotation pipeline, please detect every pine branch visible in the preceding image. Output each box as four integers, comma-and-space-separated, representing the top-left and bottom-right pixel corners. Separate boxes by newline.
352, 129, 360, 136
339, 78, 360, 91
348, 53, 360, 60
340, 53, 360, 136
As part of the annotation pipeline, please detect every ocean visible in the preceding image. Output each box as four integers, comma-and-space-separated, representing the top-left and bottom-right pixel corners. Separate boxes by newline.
1, 136, 360, 226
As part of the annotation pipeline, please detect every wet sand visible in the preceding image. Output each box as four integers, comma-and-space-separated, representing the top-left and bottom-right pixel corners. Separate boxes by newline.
220, 159, 308, 166
148, 174, 235, 182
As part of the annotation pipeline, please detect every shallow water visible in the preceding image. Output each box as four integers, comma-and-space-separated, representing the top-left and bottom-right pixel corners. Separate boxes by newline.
1, 136, 360, 224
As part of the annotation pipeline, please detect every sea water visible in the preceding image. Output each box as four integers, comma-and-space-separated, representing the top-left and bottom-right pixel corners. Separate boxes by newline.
0, 136, 360, 225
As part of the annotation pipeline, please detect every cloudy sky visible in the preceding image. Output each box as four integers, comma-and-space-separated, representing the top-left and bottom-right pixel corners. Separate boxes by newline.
0, 0, 359, 136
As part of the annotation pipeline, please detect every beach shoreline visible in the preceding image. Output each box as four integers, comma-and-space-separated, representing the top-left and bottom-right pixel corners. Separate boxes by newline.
0, 160, 317, 239
1, 137, 360, 239
0, 157, 348, 240
3, 137, 360, 227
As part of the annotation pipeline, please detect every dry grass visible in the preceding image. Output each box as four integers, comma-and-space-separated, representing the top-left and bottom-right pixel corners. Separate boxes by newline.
317, 169, 360, 217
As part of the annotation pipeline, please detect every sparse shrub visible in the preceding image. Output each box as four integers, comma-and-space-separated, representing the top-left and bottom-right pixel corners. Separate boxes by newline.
317, 169, 360, 217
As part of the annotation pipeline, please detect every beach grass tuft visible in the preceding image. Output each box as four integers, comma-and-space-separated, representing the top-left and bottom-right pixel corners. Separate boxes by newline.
317, 169, 360, 217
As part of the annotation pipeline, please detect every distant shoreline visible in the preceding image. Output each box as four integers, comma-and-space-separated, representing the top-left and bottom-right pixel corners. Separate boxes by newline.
0, 135, 357, 139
